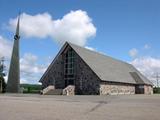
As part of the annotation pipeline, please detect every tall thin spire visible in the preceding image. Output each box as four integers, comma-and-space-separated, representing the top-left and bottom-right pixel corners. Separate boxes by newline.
6, 14, 21, 93
16, 14, 20, 36
14, 13, 20, 40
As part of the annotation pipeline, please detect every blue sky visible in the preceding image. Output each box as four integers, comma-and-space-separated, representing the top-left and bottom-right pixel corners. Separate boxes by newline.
0, 0, 160, 85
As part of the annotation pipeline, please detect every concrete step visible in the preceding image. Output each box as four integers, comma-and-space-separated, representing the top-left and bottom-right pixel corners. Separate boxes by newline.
42, 86, 63, 95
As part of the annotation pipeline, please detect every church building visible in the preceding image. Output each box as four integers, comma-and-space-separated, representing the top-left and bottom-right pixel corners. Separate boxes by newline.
39, 42, 153, 95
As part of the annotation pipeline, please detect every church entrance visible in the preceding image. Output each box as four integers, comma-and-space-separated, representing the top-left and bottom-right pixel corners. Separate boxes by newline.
135, 85, 144, 94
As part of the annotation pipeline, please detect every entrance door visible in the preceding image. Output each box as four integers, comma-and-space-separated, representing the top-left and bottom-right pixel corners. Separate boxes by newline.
135, 85, 144, 94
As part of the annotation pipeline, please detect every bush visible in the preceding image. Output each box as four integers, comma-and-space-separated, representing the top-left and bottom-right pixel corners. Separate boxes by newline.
0, 76, 6, 93
153, 87, 160, 94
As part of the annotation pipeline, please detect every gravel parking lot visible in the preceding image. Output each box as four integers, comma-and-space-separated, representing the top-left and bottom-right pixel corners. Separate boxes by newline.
0, 94, 159, 120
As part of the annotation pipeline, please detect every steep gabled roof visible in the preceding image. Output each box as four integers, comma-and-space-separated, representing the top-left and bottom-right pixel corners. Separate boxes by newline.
69, 42, 153, 85
40, 42, 153, 86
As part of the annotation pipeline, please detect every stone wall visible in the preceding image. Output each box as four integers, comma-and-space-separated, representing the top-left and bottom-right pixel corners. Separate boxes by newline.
41, 54, 64, 89
42, 85, 55, 95
100, 82, 135, 95
144, 85, 153, 94
63, 85, 75, 95
74, 52, 100, 95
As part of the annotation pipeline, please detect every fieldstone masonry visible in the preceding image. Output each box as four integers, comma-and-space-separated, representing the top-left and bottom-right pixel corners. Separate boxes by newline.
42, 85, 55, 95
41, 54, 64, 89
74, 53, 100, 95
100, 83, 135, 95
144, 85, 153, 94
63, 85, 75, 95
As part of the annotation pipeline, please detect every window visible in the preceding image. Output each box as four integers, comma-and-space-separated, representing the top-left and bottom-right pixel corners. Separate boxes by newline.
64, 48, 75, 87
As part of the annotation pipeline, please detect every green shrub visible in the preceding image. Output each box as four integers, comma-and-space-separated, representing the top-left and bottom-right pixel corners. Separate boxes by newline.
153, 87, 160, 94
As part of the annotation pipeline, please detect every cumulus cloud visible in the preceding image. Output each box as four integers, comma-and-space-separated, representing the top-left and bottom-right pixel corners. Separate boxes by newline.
20, 53, 44, 74
130, 57, 160, 86
20, 53, 48, 84
9, 13, 53, 38
0, 36, 12, 59
52, 10, 96, 46
9, 10, 96, 46
129, 48, 138, 58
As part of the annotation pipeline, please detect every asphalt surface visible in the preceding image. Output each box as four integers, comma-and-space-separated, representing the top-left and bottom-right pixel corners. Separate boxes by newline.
0, 94, 159, 120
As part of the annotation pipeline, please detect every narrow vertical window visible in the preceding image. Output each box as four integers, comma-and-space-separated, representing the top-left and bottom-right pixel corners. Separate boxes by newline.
64, 48, 75, 87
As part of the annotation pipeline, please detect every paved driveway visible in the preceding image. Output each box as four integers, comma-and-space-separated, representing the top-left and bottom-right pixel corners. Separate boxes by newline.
0, 94, 159, 120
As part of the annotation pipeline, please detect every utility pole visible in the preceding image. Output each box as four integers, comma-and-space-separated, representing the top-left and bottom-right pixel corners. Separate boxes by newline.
153, 73, 160, 88
156, 73, 160, 88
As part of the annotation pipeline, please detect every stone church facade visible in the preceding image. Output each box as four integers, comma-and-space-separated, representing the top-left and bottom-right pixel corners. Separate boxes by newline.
39, 42, 153, 95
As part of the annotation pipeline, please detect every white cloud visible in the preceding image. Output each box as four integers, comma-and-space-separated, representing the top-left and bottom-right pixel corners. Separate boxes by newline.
20, 53, 48, 84
144, 44, 151, 49
9, 10, 96, 46
85, 46, 96, 51
52, 10, 96, 46
0, 36, 12, 59
9, 13, 53, 38
130, 56, 160, 86
129, 48, 138, 58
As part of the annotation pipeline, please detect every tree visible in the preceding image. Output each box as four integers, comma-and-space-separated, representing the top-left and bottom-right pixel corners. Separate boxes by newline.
0, 57, 6, 93
0, 77, 6, 93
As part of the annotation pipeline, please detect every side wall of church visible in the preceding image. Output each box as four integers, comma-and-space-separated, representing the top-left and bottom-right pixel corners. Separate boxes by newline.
100, 82, 135, 95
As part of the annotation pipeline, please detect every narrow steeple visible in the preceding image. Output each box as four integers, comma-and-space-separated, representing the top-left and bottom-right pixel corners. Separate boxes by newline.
14, 13, 20, 40
6, 14, 21, 93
